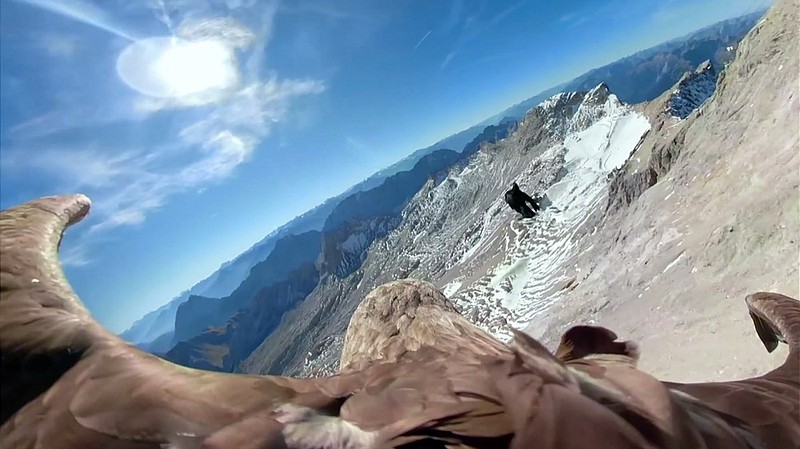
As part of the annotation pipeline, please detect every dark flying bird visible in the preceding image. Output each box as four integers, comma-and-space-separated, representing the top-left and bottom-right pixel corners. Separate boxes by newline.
504, 182, 541, 218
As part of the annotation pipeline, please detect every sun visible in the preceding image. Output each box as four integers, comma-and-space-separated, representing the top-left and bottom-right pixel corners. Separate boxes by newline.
152, 39, 236, 97
116, 36, 239, 100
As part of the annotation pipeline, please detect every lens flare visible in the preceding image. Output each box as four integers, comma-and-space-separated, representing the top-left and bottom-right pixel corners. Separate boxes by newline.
116, 37, 239, 100
15, 0, 137, 41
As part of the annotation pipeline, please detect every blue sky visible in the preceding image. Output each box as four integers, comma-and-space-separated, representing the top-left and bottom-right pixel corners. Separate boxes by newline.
0, 0, 770, 332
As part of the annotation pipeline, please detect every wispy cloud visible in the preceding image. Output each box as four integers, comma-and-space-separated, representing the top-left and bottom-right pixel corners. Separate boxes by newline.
441, 0, 465, 34
2, 147, 145, 189
413, 30, 432, 51
440, 51, 456, 70
88, 75, 325, 234
558, 11, 591, 29
448, 50, 524, 72
36, 33, 80, 57
6, 111, 63, 137
14, 0, 138, 40
60, 241, 93, 267
439, 1, 526, 72
488, 1, 526, 26
278, 1, 374, 22
344, 136, 373, 156
2, 1, 327, 247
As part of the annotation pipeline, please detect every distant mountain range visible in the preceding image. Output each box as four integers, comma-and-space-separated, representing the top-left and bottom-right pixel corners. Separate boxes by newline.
481, 10, 761, 124
161, 126, 518, 369
122, 12, 764, 365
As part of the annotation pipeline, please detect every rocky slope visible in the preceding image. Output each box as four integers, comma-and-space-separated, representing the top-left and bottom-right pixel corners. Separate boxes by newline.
667, 60, 718, 119
531, 0, 798, 383
563, 11, 761, 105
482, 12, 759, 127
161, 127, 516, 367
171, 230, 322, 345
605, 57, 723, 212
239, 83, 652, 376
164, 263, 320, 371
120, 196, 339, 346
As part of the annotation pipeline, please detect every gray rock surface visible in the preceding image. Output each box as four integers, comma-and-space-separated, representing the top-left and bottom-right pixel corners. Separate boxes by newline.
667, 60, 718, 119
533, 0, 798, 383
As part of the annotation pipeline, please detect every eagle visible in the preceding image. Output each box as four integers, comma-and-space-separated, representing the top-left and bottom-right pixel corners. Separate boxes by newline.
1, 194, 798, 448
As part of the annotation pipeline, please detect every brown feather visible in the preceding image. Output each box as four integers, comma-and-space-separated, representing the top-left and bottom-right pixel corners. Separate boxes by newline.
2, 194, 799, 449
663, 292, 800, 449
555, 325, 639, 363
339, 278, 512, 372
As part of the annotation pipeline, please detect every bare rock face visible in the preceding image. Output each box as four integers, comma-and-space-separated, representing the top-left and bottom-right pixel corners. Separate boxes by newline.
667, 60, 718, 119
339, 279, 510, 372
606, 167, 659, 212
536, 0, 798, 383
604, 57, 719, 213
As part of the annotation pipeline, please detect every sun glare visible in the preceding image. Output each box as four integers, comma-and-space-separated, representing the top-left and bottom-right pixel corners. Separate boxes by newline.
153, 39, 236, 97
117, 36, 239, 100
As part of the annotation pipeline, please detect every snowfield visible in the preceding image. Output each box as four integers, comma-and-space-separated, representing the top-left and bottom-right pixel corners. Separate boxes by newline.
444, 94, 650, 341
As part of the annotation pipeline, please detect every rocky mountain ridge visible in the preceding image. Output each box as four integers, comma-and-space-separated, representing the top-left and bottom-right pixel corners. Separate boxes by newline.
667, 60, 718, 119
530, 0, 798, 383
165, 262, 320, 371
238, 81, 652, 376
171, 230, 323, 345
258, 3, 794, 381
160, 126, 516, 367
120, 12, 763, 349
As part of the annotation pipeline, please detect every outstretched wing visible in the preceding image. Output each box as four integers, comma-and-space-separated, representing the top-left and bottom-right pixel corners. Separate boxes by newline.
745, 292, 800, 372
0, 196, 359, 448
0, 195, 113, 424
663, 292, 800, 449
0, 195, 520, 449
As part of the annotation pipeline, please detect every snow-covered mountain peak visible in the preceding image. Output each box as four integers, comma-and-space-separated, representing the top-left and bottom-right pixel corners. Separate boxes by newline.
584, 82, 612, 102
536, 91, 581, 112
521, 83, 622, 138
328, 85, 651, 346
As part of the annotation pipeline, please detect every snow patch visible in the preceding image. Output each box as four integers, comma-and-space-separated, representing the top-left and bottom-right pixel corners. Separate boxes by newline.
341, 232, 369, 253
451, 100, 651, 339
662, 253, 685, 274
442, 279, 463, 297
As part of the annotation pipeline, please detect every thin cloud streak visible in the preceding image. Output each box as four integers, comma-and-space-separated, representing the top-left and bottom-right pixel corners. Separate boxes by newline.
14, 0, 138, 41
440, 51, 456, 70
36, 33, 80, 58
60, 243, 92, 267
88, 75, 326, 234
413, 30, 432, 51
488, 0, 526, 26
439, 1, 525, 72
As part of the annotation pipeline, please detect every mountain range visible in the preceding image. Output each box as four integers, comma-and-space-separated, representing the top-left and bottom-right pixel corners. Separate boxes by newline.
241, 81, 652, 376
122, 12, 767, 368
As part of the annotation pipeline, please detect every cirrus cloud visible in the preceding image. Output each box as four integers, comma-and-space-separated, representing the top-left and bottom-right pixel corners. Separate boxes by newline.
1, 0, 326, 264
